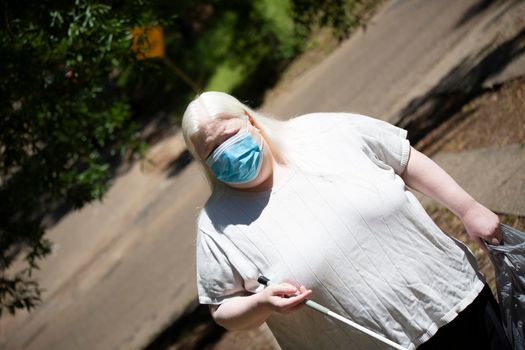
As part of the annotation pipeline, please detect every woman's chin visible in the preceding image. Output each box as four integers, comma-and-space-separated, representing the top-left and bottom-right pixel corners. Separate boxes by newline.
226, 172, 272, 192
225, 157, 274, 192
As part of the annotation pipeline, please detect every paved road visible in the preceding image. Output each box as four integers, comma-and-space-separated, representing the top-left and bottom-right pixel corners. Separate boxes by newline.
420, 145, 525, 217
1, 1, 524, 349
261, 0, 525, 123
0, 135, 210, 349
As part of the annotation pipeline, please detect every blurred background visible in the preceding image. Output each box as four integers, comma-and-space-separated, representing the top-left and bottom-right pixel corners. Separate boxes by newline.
1, 0, 524, 349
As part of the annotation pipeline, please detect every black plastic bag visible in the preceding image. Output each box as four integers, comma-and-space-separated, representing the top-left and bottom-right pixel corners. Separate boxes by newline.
486, 224, 525, 350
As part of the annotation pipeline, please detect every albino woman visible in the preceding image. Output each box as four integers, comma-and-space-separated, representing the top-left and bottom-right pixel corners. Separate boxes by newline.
182, 91, 511, 349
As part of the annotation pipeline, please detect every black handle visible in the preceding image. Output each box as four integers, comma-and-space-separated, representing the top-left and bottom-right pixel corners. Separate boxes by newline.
258, 275, 270, 286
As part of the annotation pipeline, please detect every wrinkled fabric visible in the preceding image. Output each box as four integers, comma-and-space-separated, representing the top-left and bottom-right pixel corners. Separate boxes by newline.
196, 113, 485, 350
486, 224, 525, 350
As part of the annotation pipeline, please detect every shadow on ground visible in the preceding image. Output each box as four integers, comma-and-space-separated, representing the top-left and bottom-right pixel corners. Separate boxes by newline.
454, 0, 495, 29
166, 150, 194, 179
144, 300, 225, 350
396, 27, 525, 144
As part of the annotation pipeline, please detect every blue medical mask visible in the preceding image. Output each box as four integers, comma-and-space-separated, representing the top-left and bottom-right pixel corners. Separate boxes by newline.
206, 128, 264, 184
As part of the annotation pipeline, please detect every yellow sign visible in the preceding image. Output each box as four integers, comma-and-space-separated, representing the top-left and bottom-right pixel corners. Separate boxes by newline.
131, 26, 164, 60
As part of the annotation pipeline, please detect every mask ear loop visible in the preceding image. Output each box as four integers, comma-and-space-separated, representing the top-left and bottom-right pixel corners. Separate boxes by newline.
245, 117, 264, 152
251, 129, 265, 180
254, 129, 264, 152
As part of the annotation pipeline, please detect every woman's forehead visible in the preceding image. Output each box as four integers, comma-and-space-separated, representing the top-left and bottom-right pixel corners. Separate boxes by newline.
191, 117, 245, 159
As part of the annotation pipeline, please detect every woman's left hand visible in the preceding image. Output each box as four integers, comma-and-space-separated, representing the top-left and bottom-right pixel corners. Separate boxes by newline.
461, 201, 502, 252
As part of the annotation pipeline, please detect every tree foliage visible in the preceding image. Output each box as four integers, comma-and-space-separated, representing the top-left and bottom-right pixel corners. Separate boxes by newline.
291, 0, 382, 40
0, 0, 378, 317
0, 0, 167, 317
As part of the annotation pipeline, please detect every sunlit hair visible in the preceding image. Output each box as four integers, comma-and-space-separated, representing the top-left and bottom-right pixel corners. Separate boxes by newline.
181, 91, 292, 190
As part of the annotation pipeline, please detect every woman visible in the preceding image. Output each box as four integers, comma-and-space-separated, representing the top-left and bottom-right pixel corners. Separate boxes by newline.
182, 91, 511, 349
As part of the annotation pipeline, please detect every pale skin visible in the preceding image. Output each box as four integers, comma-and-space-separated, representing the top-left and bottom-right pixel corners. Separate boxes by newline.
192, 111, 502, 331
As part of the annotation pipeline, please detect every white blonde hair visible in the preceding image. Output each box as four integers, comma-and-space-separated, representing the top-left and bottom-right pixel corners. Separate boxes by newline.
181, 91, 292, 190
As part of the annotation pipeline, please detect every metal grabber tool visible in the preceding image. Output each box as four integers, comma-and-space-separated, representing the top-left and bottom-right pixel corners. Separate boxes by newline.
258, 276, 409, 350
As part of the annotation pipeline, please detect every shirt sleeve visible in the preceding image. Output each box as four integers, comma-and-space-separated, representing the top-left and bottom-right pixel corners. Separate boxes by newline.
196, 228, 247, 305
351, 114, 411, 174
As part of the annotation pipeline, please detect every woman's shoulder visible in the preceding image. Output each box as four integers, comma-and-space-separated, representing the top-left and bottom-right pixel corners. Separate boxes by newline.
196, 207, 212, 229
197, 187, 233, 235
287, 112, 372, 139
196, 191, 221, 231
290, 112, 376, 129
291, 112, 402, 137
290, 112, 349, 126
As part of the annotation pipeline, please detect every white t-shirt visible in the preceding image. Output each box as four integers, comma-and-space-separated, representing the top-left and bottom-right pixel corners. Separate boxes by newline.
196, 113, 485, 350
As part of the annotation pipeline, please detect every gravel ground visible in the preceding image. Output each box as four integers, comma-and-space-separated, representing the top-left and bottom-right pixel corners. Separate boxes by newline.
416, 76, 525, 293
415, 77, 525, 156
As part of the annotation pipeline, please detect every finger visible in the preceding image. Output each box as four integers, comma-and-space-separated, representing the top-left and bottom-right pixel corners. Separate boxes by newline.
489, 237, 500, 245
268, 284, 298, 297
271, 283, 298, 293
479, 233, 499, 246
492, 225, 503, 245
298, 285, 308, 293
274, 288, 311, 304
484, 228, 501, 246
282, 290, 313, 307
